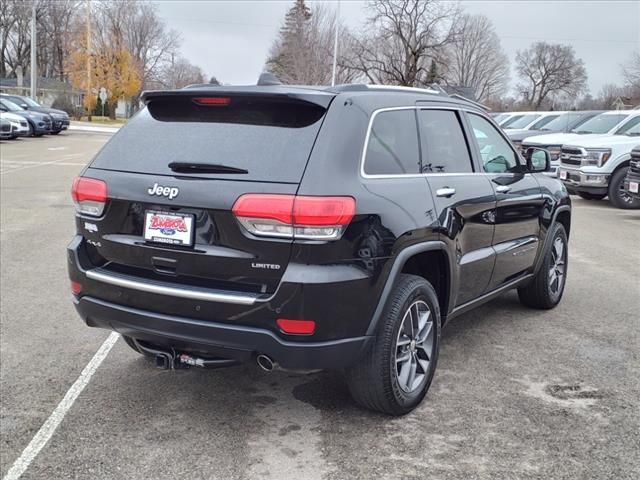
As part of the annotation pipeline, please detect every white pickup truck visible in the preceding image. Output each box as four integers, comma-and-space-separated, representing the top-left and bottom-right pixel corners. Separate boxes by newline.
557, 116, 640, 209
521, 110, 640, 177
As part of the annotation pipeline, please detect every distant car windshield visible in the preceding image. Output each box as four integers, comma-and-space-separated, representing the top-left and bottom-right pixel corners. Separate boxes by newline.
615, 115, 640, 135
0, 99, 23, 111
500, 115, 523, 127
529, 115, 561, 130
570, 113, 629, 134
504, 114, 541, 129
537, 113, 583, 131
18, 96, 40, 107
493, 113, 508, 123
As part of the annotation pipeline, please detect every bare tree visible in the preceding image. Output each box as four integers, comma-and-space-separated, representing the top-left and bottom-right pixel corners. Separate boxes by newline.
441, 13, 509, 102
1, 0, 33, 80
597, 83, 623, 109
622, 51, 640, 89
346, 0, 460, 86
266, 1, 355, 85
36, 1, 80, 80
93, 0, 180, 88
515, 42, 587, 110
160, 56, 205, 89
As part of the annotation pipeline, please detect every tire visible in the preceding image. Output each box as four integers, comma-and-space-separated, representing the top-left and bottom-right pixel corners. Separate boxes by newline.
608, 167, 640, 209
346, 274, 441, 416
518, 223, 568, 309
578, 192, 606, 201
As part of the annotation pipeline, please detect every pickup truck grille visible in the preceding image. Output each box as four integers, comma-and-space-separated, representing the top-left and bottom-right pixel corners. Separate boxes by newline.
560, 147, 584, 166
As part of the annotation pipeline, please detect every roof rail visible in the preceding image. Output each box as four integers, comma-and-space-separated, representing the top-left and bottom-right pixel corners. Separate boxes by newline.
329, 84, 447, 96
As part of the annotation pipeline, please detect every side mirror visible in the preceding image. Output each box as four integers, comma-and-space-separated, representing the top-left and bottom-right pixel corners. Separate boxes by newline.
20, 103, 28, 109
526, 147, 550, 172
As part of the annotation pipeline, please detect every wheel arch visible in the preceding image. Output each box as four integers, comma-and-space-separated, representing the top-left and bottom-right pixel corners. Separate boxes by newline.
366, 241, 452, 336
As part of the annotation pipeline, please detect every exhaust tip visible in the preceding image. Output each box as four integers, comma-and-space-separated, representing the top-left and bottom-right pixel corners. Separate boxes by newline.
256, 354, 275, 372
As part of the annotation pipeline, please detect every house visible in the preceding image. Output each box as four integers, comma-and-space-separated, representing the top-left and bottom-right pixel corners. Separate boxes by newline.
0, 77, 82, 108
612, 96, 640, 110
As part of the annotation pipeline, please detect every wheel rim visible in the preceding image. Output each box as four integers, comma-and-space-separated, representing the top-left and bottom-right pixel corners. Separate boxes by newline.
394, 300, 434, 393
618, 178, 634, 204
548, 236, 566, 296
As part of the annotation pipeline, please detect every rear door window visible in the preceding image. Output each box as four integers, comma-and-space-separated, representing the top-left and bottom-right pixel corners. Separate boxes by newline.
90, 97, 327, 183
364, 109, 420, 175
417, 109, 473, 173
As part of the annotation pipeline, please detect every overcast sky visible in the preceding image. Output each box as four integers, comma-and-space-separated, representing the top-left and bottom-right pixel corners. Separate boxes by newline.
154, 0, 640, 96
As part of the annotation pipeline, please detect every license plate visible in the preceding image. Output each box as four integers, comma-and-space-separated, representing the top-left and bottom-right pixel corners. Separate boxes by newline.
144, 210, 194, 246
630, 181, 639, 193
559, 170, 567, 180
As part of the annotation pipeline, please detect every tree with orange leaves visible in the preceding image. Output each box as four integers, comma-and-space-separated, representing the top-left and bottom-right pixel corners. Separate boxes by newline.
66, 33, 141, 119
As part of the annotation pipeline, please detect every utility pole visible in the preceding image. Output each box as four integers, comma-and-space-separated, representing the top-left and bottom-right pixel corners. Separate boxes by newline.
86, 0, 92, 120
30, 2, 37, 98
330, 0, 340, 86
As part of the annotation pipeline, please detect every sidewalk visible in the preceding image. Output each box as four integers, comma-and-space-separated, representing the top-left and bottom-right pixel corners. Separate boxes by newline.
69, 121, 121, 134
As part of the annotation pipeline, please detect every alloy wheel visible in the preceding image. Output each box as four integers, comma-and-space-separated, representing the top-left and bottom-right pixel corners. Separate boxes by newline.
548, 236, 566, 295
394, 300, 434, 393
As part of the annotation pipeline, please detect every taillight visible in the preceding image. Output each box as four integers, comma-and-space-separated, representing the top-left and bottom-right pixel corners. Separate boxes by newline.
71, 177, 107, 216
232, 194, 355, 240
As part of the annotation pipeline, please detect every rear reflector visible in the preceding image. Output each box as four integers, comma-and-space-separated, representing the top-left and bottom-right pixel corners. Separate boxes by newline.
232, 194, 355, 240
192, 96, 231, 106
276, 319, 316, 335
71, 177, 107, 216
70, 281, 82, 295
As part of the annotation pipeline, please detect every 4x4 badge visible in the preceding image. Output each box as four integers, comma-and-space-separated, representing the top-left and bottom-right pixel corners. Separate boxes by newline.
148, 183, 179, 200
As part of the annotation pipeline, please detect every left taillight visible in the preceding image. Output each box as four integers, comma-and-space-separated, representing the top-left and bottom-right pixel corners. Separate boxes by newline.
232, 194, 355, 241
71, 177, 107, 216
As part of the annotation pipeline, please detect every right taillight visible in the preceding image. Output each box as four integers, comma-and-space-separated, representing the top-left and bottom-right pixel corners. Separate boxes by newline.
71, 177, 107, 216
232, 194, 355, 240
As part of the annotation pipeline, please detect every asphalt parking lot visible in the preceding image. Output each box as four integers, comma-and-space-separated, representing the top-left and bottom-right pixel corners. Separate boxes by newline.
1, 132, 639, 480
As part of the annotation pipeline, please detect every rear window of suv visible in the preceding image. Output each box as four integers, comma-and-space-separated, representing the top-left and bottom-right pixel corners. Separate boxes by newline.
364, 109, 420, 175
90, 97, 327, 183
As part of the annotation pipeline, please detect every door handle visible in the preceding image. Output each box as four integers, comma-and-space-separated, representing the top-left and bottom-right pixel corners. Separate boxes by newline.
436, 187, 456, 198
495, 185, 511, 194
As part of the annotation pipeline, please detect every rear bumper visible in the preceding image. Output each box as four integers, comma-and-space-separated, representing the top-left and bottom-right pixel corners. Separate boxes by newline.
74, 295, 371, 370
68, 235, 378, 369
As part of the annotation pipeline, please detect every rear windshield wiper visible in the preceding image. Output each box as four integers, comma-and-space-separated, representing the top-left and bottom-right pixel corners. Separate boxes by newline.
168, 162, 248, 174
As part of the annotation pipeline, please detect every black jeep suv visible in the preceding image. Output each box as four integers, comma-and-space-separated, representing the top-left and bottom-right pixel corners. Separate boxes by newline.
68, 83, 571, 415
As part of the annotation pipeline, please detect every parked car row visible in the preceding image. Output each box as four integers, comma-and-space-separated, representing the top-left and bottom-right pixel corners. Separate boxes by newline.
493, 109, 640, 209
0, 93, 70, 139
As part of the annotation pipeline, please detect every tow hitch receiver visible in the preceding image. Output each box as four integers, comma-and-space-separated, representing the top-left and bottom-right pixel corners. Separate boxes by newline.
133, 340, 238, 370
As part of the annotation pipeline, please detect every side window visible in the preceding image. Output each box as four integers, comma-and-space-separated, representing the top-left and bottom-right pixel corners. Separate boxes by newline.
468, 113, 521, 173
417, 109, 473, 173
364, 109, 420, 175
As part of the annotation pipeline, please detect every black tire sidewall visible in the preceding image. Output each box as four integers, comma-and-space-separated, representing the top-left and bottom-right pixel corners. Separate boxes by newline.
383, 275, 441, 413
609, 168, 640, 209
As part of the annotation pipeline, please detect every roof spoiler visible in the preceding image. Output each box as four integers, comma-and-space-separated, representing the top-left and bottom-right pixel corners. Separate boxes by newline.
140, 86, 335, 109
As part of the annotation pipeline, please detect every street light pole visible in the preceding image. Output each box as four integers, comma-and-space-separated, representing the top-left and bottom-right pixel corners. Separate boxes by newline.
30, 2, 37, 99
330, 0, 340, 86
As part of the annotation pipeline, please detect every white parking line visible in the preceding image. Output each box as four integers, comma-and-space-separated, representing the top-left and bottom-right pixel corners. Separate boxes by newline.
2, 332, 119, 480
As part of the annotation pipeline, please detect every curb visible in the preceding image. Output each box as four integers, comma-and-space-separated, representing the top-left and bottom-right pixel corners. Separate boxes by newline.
69, 124, 120, 134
